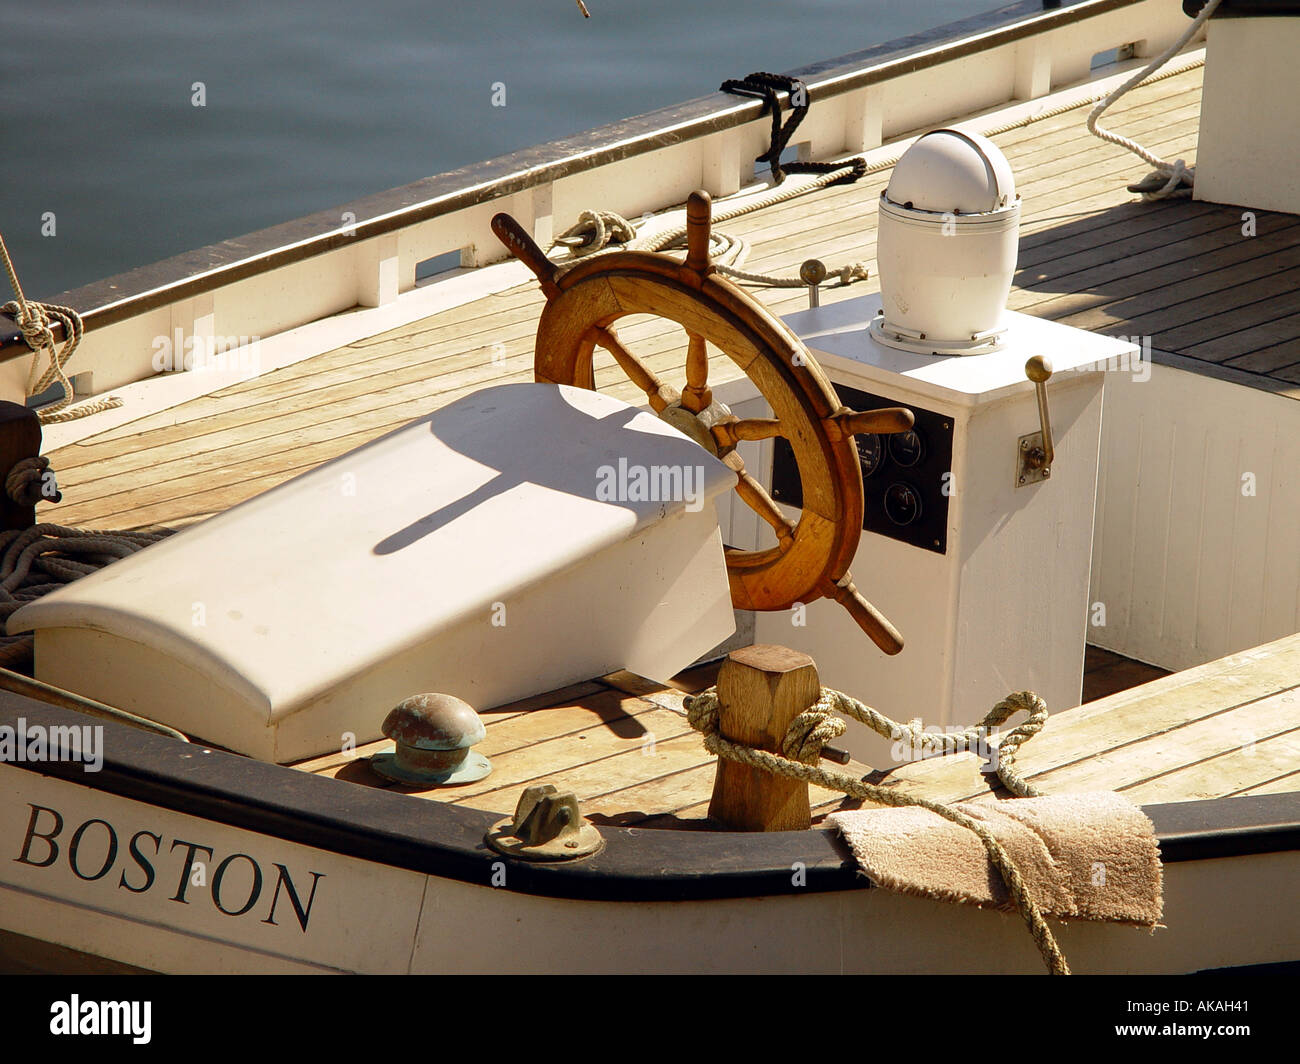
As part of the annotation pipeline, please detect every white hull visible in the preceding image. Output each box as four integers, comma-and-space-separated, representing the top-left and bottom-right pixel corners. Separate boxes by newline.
4, 764, 1295, 974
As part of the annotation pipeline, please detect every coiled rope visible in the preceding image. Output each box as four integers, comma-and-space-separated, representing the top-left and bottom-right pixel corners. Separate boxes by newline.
719, 72, 868, 187
1086, 0, 1222, 200
684, 684, 1070, 975
5, 455, 62, 508
0, 231, 121, 424
0, 524, 172, 668
555, 193, 872, 288
0, 237, 163, 649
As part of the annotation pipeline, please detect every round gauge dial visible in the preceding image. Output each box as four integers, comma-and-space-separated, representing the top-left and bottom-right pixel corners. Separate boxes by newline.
854, 433, 886, 477
883, 481, 923, 526
888, 429, 926, 467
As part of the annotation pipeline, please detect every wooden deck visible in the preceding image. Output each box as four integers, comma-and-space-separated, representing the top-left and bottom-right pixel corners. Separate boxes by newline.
24, 60, 1298, 823
875, 632, 1300, 807
289, 634, 1290, 826
37, 61, 1300, 534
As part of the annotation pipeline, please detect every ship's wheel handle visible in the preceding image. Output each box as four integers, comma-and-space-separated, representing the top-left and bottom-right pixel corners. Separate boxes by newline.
492, 191, 910, 655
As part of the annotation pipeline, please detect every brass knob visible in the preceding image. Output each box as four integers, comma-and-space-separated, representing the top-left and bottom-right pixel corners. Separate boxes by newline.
800, 259, 827, 308
1026, 354, 1053, 384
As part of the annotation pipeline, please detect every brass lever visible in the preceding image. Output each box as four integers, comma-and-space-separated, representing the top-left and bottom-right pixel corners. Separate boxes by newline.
1017, 355, 1055, 487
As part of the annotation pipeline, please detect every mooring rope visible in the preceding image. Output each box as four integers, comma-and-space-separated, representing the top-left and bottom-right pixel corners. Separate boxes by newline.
1086, 0, 1222, 200
719, 72, 869, 186
0, 524, 172, 668
0, 231, 122, 424
5, 455, 62, 509
684, 684, 1069, 975
554, 187, 873, 288
0, 239, 162, 663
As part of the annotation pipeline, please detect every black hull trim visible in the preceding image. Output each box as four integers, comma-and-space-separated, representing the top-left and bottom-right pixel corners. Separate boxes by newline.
2, 692, 1297, 903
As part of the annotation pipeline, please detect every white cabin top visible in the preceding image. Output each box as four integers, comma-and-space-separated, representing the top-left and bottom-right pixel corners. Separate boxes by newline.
9, 384, 738, 759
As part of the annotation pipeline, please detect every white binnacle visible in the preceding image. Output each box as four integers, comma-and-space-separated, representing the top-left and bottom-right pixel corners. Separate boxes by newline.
873, 129, 1021, 356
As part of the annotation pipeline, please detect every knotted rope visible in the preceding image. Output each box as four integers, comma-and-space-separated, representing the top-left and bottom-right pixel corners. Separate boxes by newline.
684, 684, 1069, 975
719, 72, 868, 187
0, 231, 121, 424
0, 524, 171, 668
5, 455, 62, 508
555, 203, 872, 288
1086, 0, 1222, 200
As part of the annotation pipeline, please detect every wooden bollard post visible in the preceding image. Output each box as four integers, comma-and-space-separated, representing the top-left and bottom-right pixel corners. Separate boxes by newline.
708, 644, 818, 831
0, 400, 44, 531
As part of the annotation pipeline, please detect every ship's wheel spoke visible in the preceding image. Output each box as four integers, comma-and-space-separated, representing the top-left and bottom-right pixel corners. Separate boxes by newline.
826, 406, 914, 440
590, 325, 680, 412
723, 450, 795, 552
828, 573, 904, 656
711, 416, 785, 450
680, 330, 713, 414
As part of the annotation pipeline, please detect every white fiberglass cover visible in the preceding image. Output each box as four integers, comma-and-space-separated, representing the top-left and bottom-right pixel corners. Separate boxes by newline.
9, 384, 737, 762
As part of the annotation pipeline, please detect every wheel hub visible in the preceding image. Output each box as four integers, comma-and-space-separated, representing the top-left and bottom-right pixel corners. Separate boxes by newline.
657, 398, 733, 456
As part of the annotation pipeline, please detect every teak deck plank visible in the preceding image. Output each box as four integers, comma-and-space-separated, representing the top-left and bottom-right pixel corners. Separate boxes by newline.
1059, 259, 1300, 336
452, 733, 714, 818
397, 701, 691, 804
1233, 770, 1300, 797
1019, 223, 1300, 331
872, 632, 1300, 806
1187, 310, 1300, 363
1020, 687, 1300, 795
1121, 726, 1300, 803
579, 763, 720, 822
1015, 216, 1299, 312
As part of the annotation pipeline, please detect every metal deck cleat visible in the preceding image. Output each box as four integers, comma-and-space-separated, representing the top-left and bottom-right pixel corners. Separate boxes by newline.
486, 784, 604, 860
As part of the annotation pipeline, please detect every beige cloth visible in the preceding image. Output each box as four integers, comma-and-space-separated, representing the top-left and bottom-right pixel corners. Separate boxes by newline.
828, 791, 1163, 926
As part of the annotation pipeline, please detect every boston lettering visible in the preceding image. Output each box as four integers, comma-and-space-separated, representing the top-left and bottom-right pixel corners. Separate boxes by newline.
14, 803, 325, 931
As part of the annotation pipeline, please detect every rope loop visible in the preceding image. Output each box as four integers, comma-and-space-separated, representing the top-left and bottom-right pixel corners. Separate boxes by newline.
1, 231, 122, 424
5, 455, 61, 508
1086, 0, 1222, 201
684, 682, 1068, 974
555, 209, 639, 255
782, 703, 846, 764
719, 72, 867, 186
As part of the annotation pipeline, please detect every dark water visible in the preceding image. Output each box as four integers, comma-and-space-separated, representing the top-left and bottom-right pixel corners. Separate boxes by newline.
2, 1, 992, 298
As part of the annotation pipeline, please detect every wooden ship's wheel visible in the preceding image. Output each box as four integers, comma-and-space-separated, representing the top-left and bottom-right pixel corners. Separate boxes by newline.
492, 191, 910, 654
